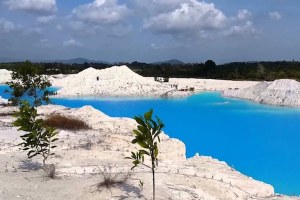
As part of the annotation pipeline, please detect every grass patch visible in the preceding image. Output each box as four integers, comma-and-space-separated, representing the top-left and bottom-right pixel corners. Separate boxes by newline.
43, 114, 89, 130
97, 166, 130, 190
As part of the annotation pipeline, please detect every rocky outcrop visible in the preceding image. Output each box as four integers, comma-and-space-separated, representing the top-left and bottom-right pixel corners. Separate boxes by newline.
223, 79, 300, 107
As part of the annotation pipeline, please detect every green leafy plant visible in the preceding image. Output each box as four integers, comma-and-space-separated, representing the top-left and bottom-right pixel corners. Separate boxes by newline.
5, 61, 51, 106
13, 101, 58, 165
126, 109, 164, 200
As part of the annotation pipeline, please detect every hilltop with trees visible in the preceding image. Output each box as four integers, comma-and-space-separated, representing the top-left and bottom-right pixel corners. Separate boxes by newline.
1, 60, 300, 81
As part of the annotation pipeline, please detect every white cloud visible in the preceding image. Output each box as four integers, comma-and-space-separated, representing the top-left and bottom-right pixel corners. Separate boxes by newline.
69, 21, 85, 31
56, 25, 63, 31
37, 15, 56, 24
4, 0, 56, 14
269, 11, 282, 21
40, 38, 51, 47
152, 0, 182, 6
236, 9, 251, 20
109, 25, 132, 37
63, 39, 82, 47
0, 19, 19, 33
40, 38, 49, 43
68, 21, 98, 34
72, 0, 129, 24
144, 0, 227, 34
225, 21, 258, 37
150, 43, 165, 50
28, 27, 42, 34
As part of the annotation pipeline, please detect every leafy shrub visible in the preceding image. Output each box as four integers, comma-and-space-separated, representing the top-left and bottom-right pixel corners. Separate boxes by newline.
43, 114, 89, 130
126, 109, 164, 200
5, 61, 51, 106
14, 101, 58, 165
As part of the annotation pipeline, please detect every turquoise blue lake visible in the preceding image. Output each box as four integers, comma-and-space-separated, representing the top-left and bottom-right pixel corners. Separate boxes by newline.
1, 85, 299, 195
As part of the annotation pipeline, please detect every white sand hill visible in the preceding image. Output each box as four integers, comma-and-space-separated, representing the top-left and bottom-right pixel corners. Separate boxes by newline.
0, 69, 12, 84
1, 104, 297, 200
54, 66, 175, 97
1, 67, 300, 107
224, 79, 300, 107
0, 96, 8, 104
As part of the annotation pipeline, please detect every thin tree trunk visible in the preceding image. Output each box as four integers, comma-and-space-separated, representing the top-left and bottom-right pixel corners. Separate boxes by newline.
151, 152, 155, 200
152, 167, 155, 200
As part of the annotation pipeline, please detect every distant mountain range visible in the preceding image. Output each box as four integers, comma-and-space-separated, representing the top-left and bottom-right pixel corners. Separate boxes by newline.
152, 59, 184, 65
0, 57, 185, 65
43, 58, 109, 64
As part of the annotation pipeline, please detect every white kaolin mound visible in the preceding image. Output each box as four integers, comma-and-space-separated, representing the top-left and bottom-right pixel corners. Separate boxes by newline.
224, 79, 300, 106
54, 66, 173, 97
0, 69, 12, 84
0, 96, 8, 105
0, 104, 279, 200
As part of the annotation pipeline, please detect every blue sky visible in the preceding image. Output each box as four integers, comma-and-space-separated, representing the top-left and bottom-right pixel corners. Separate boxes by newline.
0, 0, 299, 64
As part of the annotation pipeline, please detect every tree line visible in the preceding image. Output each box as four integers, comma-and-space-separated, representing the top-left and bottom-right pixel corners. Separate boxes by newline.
1, 60, 300, 81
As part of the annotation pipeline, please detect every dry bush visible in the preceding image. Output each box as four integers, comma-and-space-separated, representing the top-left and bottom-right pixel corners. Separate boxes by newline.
43, 114, 89, 130
96, 166, 130, 190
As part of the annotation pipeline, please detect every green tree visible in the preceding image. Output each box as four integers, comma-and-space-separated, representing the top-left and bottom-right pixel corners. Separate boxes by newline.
126, 109, 164, 200
5, 61, 51, 106
7, 61, 58, 171
13, 101, 58, 165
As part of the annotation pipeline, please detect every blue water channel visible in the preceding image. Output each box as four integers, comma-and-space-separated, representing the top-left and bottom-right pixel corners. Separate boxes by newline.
1, 85, 299, 195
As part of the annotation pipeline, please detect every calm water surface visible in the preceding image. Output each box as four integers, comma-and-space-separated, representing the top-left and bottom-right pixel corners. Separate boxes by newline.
1, 85, 299, 195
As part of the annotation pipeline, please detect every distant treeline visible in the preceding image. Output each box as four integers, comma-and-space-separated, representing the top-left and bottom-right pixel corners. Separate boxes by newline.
1, 60, 300, 81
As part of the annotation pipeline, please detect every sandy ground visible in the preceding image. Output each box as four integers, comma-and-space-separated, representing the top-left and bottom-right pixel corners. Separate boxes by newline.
50, 67, 258, 98
0, 66, 299, 199
223, 79, 300, 107
0, 66, 258, 98
0, 105, 299, 200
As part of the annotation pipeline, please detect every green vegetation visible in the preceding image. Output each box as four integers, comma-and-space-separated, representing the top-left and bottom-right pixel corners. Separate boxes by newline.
5, 61, 51, 106
7, 61, 58, 172
2, 60, 300, 81
126, 109, 164, 200
14, 101, 58, 165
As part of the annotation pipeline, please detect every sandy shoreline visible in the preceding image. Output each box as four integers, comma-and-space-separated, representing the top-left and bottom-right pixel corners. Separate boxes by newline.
2, 66, 300, 107
1, 104, 298, 199
0, 65, 299, 198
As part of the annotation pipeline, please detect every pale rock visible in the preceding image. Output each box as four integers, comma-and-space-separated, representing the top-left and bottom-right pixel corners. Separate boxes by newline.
223, 79, 300, 107
0, 69, 12, 84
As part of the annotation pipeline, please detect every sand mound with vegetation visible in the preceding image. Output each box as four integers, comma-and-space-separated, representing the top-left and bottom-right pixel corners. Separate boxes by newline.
54, 66, 174, 97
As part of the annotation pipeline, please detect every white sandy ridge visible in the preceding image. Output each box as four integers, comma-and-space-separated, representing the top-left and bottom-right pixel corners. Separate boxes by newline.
0, 69, 12, 84
53, 66, 175, 97
223, 79, 300, 107
1, 66, 300, 107
52, 66, 258, 98
0, 96, 8, 104
1, 104, 294, 199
